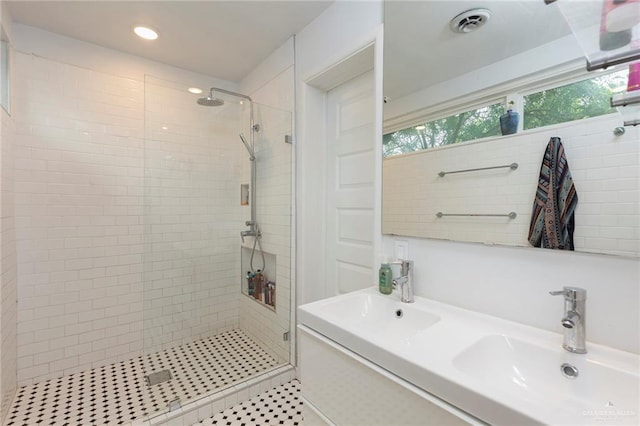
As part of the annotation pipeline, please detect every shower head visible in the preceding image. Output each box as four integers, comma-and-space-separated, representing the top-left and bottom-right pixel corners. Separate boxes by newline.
197, 87, 252, 107
197, 94, 224, 106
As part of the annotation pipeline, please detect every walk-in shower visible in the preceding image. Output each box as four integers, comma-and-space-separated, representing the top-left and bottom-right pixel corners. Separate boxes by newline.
141, 77, 292, 421
6, 65, 293, 425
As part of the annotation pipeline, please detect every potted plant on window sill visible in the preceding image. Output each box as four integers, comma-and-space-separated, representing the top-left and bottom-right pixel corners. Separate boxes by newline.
500, 100, 519, 135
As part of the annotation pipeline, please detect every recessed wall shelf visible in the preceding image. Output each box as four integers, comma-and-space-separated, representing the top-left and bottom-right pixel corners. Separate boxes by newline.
241, 247, 276, 311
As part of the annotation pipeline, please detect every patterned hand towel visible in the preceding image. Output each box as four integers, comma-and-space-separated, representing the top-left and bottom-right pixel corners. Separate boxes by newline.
528, 137, 578, 250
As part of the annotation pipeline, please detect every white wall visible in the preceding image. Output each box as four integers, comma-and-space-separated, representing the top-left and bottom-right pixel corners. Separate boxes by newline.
13, 51, 145, 383
0, 3, 18, 421
0, 102, 17, 424
143, 76, 244, 354
296, 1, 384, 305
382, 236, 639, 354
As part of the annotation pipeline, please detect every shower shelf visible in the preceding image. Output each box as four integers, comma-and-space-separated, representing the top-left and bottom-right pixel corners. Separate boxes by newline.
241, 247, 277, 311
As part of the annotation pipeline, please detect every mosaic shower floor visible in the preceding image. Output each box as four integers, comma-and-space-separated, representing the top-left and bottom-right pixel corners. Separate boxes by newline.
6, 329, 279, 425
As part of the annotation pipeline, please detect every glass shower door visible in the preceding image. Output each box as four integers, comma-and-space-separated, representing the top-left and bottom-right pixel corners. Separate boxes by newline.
142, 75, 292, 419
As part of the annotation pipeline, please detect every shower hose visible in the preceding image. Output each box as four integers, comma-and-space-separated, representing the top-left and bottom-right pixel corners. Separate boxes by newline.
249, 225, 266, 275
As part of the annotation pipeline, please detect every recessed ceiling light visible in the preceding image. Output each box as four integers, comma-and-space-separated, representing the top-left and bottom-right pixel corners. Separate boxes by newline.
134, 26, 158, 40
188, 87, 203, 94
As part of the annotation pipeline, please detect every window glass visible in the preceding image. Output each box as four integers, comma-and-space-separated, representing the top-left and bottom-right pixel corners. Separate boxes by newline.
523, 69, 628, 130
383, 102, 504, 157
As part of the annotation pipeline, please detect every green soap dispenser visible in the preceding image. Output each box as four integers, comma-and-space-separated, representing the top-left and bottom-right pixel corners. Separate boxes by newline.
379, 257, 393, 295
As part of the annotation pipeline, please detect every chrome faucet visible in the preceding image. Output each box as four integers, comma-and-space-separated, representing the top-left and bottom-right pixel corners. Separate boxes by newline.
241, 221, 260, 243
392, 259, 414, 303
549, 286, 587, 354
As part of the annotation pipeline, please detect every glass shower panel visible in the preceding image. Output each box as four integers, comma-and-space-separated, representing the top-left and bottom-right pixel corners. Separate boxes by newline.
239, 102, 293, 366
142, 75, 292, 419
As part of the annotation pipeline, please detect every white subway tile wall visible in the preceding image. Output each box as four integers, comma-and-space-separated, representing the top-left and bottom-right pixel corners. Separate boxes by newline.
238, 68, 293, 364
383, 115, 640, 257
1, 105, 18, 421
12, 53, 146, 385
11, 53, 292, 387
142, 77, 244, 354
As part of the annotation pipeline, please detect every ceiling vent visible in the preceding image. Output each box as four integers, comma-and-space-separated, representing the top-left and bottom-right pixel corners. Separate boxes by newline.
450, 9, 491, 34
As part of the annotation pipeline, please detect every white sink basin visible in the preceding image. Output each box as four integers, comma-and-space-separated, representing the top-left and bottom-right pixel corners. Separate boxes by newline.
454, 334, 639, 422
299, 287, 640, 425
309, 291, 440, 342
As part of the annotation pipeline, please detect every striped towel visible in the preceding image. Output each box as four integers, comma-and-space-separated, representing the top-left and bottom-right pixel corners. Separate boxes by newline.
528, 137, 578, 250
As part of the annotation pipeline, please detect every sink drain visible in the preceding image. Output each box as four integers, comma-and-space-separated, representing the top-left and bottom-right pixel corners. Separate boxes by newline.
395, 309, 403, 319
561, 363, 579, 379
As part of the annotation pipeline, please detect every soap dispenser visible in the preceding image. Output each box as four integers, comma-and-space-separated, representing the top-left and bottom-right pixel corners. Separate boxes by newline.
379, 257, 393, 295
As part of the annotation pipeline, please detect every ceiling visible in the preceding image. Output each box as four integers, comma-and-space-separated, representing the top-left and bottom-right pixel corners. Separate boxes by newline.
7, 0, 334, 82
384, 1, 572, 100
6, 1, 573, 96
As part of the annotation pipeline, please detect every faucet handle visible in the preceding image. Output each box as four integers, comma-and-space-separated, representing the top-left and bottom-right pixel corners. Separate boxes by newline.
393, 259, 412, 275
549, 287, 587, 301
388, 259, 411, 275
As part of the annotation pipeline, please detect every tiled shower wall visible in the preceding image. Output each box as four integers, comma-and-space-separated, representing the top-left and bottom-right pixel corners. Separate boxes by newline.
1, 104, 18, 420
383, 114, 640, 256
11, 52, 274, 385
142, 77, 243, 354
12, 53, 146, 385
238, 67, 293, 363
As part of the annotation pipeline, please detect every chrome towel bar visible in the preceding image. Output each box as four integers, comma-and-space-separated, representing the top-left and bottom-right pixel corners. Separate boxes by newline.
436, 212, 517, 219
438, 162, 518, 177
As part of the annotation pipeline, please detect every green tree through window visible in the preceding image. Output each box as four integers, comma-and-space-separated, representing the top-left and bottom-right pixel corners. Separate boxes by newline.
523, 70, 627, 130
383, 69, 628, 158
383, 103, 504, 157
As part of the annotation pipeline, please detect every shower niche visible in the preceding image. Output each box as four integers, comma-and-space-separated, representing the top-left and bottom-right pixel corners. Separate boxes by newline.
241, 246, 277, 310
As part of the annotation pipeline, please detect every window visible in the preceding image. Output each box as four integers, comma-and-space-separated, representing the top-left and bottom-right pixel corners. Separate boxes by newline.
383, 68, 630, 158
523, 69, 628, 130
383, 102, 504, 157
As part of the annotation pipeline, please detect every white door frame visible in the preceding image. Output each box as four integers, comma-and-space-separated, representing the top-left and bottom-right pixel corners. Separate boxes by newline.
295, 26, 383, 306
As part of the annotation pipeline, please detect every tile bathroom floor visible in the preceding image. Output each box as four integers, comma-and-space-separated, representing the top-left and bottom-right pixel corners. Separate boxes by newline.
6, 329, 279, 425
194, 380, 303, 426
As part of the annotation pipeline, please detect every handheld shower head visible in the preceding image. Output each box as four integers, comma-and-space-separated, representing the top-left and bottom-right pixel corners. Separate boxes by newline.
240, 133, 255, 161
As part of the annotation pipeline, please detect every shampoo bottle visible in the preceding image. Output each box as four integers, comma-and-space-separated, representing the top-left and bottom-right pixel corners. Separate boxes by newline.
379, 258, 393, 295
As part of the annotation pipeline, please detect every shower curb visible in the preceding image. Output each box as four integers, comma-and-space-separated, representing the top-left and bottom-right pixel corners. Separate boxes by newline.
128, 364, 296, 426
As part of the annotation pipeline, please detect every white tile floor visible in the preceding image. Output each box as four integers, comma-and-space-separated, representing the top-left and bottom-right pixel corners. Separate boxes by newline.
6, 330, 279, 425
194, 380, 303, 426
